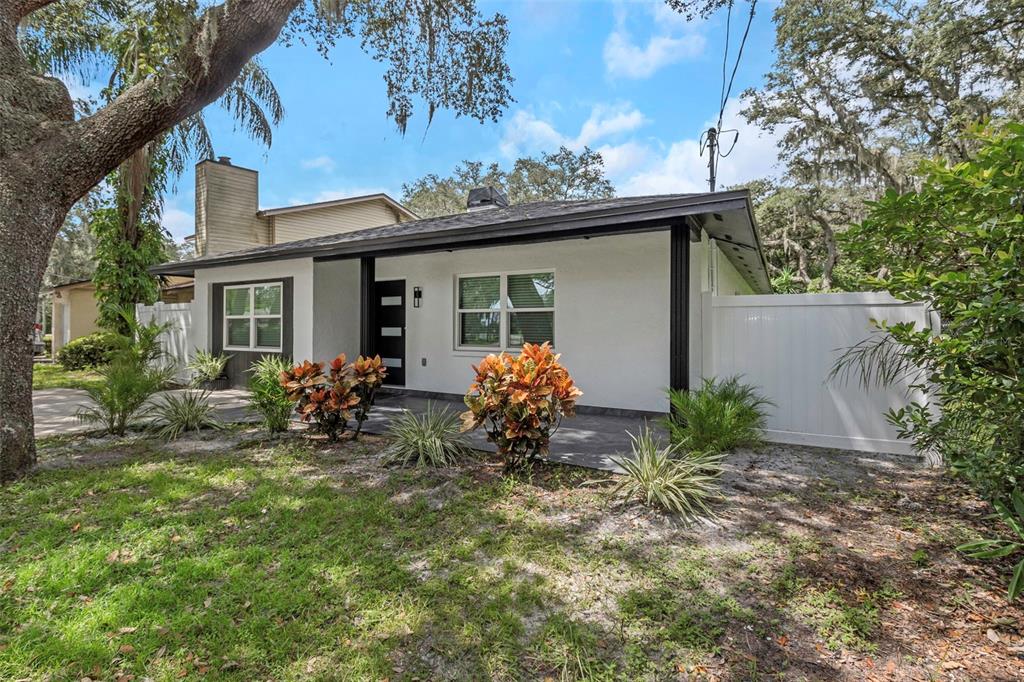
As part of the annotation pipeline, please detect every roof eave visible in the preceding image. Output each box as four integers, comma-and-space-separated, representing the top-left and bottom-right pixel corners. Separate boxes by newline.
151, 191, 761, 281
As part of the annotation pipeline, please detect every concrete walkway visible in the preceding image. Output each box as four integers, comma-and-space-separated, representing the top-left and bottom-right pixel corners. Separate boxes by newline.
33, 388, 256, 438
33, 388, 661, 471
365, 392, 662, 471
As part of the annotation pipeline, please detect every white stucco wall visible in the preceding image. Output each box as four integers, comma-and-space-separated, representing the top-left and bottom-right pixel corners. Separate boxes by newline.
312, 259, 361, 361
373, 232, 672, 412
713, 240, 755, 295
193, 258, 315, 360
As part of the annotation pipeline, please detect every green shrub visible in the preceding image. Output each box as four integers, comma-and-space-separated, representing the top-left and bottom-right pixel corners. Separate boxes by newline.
57, 332, 118, 370
662, 376, 772, 453
610, 427, 722, 520
150, 390, 222, 440
247, 355, 293, 433
838, 123, 1024, 505
74, 308, 173, 435
76, 359, 171, 435
187, 350, 232, 386
383, 403, 472, 467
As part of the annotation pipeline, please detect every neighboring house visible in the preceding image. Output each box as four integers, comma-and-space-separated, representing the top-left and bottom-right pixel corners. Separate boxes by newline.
49, 156, 413, 355
49, 279, 102, 355
153, 180, 768, 414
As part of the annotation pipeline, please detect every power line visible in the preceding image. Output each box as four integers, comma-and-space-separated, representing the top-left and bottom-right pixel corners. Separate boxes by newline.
701, 0, 757, 191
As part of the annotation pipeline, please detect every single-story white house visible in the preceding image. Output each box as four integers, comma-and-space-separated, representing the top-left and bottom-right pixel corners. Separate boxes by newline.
153, 165, 767, 414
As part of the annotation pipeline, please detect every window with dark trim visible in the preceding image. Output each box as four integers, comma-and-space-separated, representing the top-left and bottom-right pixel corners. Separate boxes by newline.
455, 271, 555, 350
223, 282, 283, 352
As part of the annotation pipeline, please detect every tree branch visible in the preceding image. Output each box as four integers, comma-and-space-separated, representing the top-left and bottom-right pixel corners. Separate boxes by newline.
6, 0, 61, 22
27, 0, 301, 205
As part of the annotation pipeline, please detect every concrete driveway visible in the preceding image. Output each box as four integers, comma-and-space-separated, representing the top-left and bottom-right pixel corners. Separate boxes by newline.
33, 388, 255, 438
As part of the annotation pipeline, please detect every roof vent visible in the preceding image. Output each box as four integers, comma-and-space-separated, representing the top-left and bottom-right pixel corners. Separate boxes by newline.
467, 186, 509, 212
217, 155, 232, 165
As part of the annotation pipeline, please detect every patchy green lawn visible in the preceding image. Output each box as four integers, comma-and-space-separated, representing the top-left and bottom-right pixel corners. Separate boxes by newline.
33, 362, 103, 391
1, 433, 1022, 681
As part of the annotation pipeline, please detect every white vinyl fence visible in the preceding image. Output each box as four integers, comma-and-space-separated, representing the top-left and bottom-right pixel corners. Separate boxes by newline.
703, 292, 934, 455
136, 301, 194, 383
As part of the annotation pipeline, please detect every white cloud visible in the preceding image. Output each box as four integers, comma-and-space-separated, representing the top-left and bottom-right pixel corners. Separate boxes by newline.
499, 102, 648, 158
284, 185, 395, 206
301, 155, 336, 172
497, 97, 784, 196
161, 204, 193, 240
594, 141, 653, 177
603, 3, 706, 79
603, 32, 705, 79
618, 97, 785, 195
577, 104, 648, 147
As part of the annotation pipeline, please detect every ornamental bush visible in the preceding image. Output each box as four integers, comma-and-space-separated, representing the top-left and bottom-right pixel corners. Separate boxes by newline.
840, 123, 1024, 505
461, 342, 582, 472
280, 354, 387, 442
57, 332, 118, 370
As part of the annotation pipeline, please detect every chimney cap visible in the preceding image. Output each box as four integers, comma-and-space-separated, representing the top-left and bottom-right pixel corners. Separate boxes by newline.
467, 186, 509, 211
217, 155, 232, 165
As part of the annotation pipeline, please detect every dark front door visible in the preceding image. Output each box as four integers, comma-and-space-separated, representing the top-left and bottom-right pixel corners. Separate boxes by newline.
374, 279, 406, 385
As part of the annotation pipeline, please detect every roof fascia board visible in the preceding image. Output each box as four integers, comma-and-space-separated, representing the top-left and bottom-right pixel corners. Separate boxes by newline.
259, 194, 416, 219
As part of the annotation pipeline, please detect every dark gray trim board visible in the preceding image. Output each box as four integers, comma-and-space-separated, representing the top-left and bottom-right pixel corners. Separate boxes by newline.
377, 387, 665, 420
211, 277, 294, 387
669, 224, 689, 392
359, 257, 375, 357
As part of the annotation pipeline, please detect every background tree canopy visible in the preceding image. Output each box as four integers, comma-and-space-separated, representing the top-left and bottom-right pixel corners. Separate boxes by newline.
731, 0, 1024, 291
401, 146, 615, 218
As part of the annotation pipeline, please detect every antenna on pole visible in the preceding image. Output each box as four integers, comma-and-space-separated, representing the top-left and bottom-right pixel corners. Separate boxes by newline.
700, 0, 757, 193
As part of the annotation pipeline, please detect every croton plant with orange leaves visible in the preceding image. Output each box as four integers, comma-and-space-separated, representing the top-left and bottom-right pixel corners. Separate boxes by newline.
279, 353, 387, 441
461, 342, 582, 471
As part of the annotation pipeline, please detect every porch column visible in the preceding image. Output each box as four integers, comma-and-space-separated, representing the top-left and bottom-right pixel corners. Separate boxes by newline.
669, 223, 690, 392
360, 257, 376, 357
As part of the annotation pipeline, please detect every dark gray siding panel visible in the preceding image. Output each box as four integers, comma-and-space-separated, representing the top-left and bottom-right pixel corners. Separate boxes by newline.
211, 277, 294, 387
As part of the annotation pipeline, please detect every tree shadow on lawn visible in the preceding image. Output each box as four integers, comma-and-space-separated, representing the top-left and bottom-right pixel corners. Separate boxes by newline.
1, 445, 634, 680
3, 439, 1022, 680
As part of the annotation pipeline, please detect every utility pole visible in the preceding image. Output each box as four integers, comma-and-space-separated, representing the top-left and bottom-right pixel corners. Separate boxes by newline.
704, 127, 719, 192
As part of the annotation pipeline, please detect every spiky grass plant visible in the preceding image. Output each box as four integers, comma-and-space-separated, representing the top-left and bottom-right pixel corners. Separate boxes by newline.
247, 355, 293, 433
383, 403, 472, 467
188, 350, 232, 386
610, 427, 723, 519
150, 390, 222, 440
76, 360, 171, 436
662, 376, 772, 453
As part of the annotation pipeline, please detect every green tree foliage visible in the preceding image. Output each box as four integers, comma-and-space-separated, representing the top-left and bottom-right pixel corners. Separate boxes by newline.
44, 192, 99, 289
840, 123, 1024, 506
90, 200, 173, 332
22, 0, 284, 319
401, 146, 615, 218
734, 0, 1024, 290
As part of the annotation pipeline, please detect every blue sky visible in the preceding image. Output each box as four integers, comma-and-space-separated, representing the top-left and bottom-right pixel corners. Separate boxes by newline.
159, 0, 781, 240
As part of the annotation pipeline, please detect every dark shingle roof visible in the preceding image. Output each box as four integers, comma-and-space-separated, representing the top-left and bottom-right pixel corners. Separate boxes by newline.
151, 190, 770, 292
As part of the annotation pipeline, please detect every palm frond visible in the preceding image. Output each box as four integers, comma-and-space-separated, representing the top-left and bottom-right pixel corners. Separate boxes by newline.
828, 330, 920, 391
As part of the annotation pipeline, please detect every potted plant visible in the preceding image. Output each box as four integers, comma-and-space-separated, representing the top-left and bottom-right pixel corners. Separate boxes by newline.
187, 349, 232, 390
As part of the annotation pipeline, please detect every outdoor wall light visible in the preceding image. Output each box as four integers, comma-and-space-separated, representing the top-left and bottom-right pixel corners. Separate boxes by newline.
413, 286, 422, 308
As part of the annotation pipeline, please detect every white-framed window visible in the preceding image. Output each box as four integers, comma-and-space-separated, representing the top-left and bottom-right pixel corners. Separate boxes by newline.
455, 271, 555, 350
223, 282, 283, 352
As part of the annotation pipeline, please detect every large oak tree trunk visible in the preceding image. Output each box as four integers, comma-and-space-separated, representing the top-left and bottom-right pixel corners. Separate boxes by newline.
0, 0, 300, 481
0, 182, 67, 482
